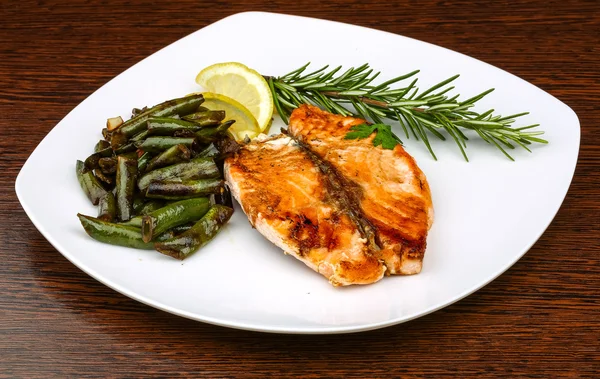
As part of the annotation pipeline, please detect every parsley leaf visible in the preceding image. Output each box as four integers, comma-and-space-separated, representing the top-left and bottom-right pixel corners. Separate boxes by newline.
344, 123, 402, 150
344, 123, 377, 140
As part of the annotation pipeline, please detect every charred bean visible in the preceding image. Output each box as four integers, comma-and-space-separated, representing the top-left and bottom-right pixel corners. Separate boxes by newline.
115, 156, 138, 221
144, 144, 191, 172
137, 151, 152, 173
98, 157, 117, 174
146, 179, 224, 200
97, 192, 117, 222
140, 197, 211, 242
147, 117, 206, 136
135, 136, 197, 153
117, 94, 204, 137
137, 157, 220, 192
78, 214, 153, 249
154, 205, 233, 259
76, 160, 107, 205
182, 110, 226, 126
95, 140, 111, 153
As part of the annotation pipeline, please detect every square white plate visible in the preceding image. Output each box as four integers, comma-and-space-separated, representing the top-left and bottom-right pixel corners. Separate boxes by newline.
16, 12, 579, 334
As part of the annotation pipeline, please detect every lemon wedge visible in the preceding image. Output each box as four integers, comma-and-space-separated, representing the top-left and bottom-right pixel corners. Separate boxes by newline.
200, 92, 261, 141
196, 62, 273, 134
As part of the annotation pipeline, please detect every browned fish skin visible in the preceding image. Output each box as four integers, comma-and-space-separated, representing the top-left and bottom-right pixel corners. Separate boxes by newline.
288, 104, 434, 275
224, 135, 386, 286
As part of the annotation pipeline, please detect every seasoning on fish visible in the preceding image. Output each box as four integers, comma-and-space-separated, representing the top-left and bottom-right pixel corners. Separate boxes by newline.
288, 104, 434, 275
225, 135, 386, 286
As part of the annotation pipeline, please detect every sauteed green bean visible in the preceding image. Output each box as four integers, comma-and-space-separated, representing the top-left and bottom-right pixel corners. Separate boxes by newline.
76, 94, 236, 259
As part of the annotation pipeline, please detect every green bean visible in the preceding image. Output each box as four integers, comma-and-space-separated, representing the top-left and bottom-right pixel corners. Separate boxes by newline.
76, 160, 107, 205
119, 215, 142, 228
98, 157, 117, 174
172, 130, 196, 138
119, 151, 139, 160
139, 201, 165, 215
212, 183, 233, 208
195, 120, 235, 143
131, 106, 148, 117
137, 151, 153, 173
97, 192, 117, 222
120, 199, 164, 229
113, 142, 137, 155
144, 144, 191, 172
132, 196, 145, 212
84, 146, 113, 170
170, 223, 194, 235
78, 214, 154, 249
146, 179, 224, 200
116, 156, 138, 221
95, 140, 111, 153
147, 117, 206, 136
117, 94, 204, 137
182, 110, 226, 126
138, 200, 166, 216
94, 169, 114, 186
195, 143, 219, 158
130, 129, 150, 143
110, 131, 129, 149
155, 230, 176, 242
140, 197, 211, 242
102, 128, 112, 141
154, 205, 233, 260
137, 157, 220, 192
135, 136, 197, 153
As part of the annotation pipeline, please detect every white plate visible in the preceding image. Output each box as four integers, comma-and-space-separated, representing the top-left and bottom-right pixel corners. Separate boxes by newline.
16, 12, 579, 334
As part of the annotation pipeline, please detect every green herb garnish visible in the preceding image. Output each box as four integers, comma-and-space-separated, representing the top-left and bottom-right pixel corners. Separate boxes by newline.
266, 63, 547, 161
345, 123, 402, 150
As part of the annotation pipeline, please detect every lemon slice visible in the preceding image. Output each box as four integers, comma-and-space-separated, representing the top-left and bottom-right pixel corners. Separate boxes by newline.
201, 92, 261, 141
196, 62, 273, 133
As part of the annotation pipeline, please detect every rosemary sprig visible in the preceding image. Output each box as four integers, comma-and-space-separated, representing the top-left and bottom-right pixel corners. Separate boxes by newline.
266, 63, 547, 161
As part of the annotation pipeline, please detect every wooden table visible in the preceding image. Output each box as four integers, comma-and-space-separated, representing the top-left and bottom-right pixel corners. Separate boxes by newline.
2, 0, 598, 377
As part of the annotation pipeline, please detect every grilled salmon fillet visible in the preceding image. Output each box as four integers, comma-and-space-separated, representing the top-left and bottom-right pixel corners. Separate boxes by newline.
224, 135, 386, 286
288, 104, 434, 275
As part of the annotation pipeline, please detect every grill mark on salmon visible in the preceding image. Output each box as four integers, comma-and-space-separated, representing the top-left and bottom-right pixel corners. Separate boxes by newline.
288, 104, 433, 275
289, 133, 381, 254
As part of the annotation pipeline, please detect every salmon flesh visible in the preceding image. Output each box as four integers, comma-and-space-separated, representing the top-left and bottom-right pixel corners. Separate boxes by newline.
224, 105, 433, 286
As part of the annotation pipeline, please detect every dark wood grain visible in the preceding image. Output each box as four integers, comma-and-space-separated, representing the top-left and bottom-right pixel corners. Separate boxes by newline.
1, 0, 599, 377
